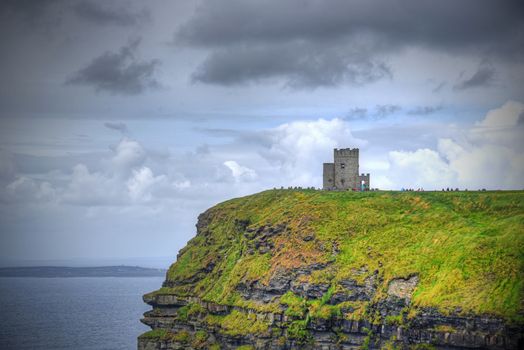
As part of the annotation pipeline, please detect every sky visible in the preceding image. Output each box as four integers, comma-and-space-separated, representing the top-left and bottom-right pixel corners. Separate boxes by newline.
0, 0, 523, 265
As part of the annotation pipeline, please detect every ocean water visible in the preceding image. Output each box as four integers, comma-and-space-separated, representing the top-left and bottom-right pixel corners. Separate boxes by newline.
0, 277, 163, 350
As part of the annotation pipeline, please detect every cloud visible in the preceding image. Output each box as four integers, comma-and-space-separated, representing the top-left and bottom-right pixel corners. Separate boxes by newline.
471, 100, 524, 147
0, 0, 149, 28
177, 0, 524, 88
42, 134, 202, 208
191, 42, 391, 88
0, 0, 63, 23
72, 1, 149, 26
4, 176, 55, 203
104, 122, 128, 134
258, 118, 366, 185
57, 139, 185, 206
374, 104, 401, 118
127, 167, 167, 202
178, 0, 523, 52
345, 107, 368, 120
223, 161, 257, 182
61, 164, 122, 206
437, 139, 524, 190
345, 105, 403, 120
407, 105, 443, 116
111, 138, 146, 174
0, 150, 56, 204
454, 66, 496, 90
380, 100, 524, 190
476, 100, 524, 129
387, 149, 456, 189
66, 39, 161, 95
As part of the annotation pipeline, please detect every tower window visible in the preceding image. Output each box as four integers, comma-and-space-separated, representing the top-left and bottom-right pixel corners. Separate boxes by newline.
340, 163, 345, 169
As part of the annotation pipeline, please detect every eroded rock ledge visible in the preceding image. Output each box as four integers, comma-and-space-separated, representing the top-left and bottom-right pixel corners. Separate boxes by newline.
139, 290, 521, 350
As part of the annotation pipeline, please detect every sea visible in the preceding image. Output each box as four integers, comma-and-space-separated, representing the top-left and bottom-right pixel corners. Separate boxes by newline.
0, 277, 164, 350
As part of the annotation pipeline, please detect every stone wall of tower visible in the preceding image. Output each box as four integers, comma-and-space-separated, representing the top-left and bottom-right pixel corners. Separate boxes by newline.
323, 163, 335, 190
333, 148, 359, 190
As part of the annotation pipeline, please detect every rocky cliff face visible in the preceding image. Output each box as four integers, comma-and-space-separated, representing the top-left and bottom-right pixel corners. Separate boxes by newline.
138, 190, 524, 349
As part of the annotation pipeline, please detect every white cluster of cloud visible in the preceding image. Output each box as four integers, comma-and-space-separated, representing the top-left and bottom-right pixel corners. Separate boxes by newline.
259, 118, 366, 186
223, 161, 257, 182
386, 149, 456, 189
1, 137, 189, 207
384, 101, 524, 190
111, 138, 146, 172
5, 176, 55, 203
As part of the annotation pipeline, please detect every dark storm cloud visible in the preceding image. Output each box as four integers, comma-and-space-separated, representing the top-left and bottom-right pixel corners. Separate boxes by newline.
1, 0, 148, 26
66, 39, 161, 95
454, 66, 496, 90
0, 0, 62, 20
178, 0, 524, 52
407, 106, 443, 116
72, 1, 149, 26
176, 0, 524, 88
192, 43, 391, 88
0, 0, 70, 33
104, 122, 128, 133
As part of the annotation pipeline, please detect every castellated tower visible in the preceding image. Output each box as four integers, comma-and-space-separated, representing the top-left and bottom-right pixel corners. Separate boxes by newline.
323, 148, 370, 191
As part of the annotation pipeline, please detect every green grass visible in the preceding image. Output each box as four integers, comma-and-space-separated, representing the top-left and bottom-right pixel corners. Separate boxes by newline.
192, 330, 208, 348
175, 302, 206, 321
138, 329, 189, 342
280, 291, 307, 318
217, 309, 270, 336
287, 319, 311, 343
158, 190, 524, 323
308, 287, 341, 320
139, 329, 172, 339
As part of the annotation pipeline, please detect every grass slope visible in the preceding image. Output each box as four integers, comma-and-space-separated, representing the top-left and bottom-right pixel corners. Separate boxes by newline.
157, 190, 524, 322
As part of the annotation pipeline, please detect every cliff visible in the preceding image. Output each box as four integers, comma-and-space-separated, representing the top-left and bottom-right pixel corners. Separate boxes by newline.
138, 190, 524, 349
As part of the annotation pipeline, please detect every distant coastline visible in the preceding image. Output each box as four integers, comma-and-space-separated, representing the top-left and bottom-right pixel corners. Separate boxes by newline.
0, 265, 167, 278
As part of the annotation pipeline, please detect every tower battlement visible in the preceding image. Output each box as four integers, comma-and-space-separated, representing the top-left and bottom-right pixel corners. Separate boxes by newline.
334, 148, 359, 157
323, 148, 370, 191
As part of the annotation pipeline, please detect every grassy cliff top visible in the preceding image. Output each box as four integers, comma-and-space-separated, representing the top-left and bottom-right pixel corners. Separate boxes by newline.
158, 190, 524, 322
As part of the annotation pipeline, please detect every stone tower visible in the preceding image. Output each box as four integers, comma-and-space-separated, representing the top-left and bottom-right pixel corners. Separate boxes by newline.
323, 148, 370, 191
